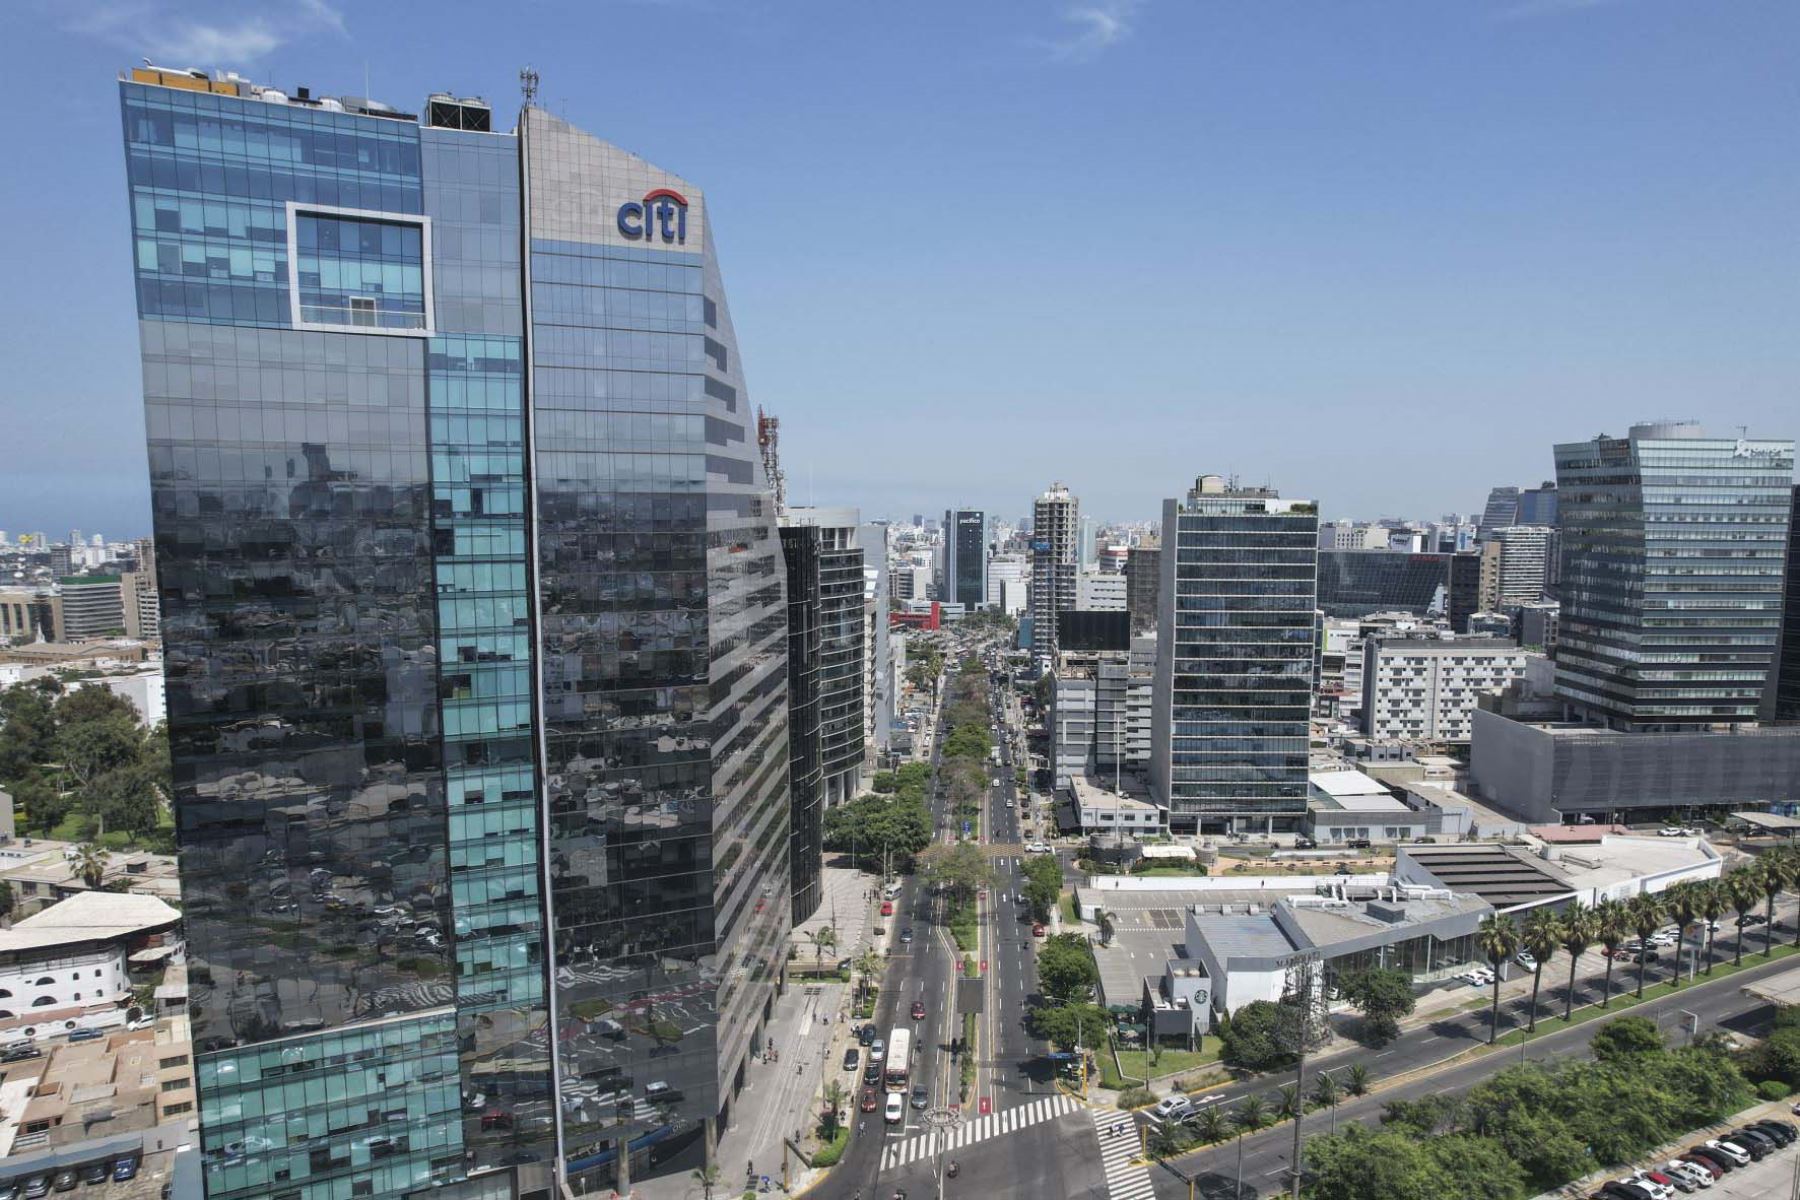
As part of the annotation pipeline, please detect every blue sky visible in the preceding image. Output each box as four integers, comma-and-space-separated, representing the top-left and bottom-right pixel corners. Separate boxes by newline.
4, 0, 1794, 536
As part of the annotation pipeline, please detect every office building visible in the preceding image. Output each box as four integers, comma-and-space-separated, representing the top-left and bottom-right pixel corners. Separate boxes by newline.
1554, 422, 1794, 730
1778, 486, 1800, 720
1446, 552, 1482, 632
1317, 522, 1389, 551
1075, 570, 1126, 612
1316, 549, 1451, 618
788, 507, 866, 805
1517, 481, 1558, 527
781, 526, 824, 925
1028, 482, 1080, 663
57, 576, 127, 640
1360, 635, 1533, 742
943, 509, 988, 611
1152, 475, 1318, 834
1517, 601, 1560, 656
1124, 541, 1160, 636
1095, 635, 1155, 779
121, 68, 791, 1199
1477, 486, 1520, 540
862, 522, 894, 760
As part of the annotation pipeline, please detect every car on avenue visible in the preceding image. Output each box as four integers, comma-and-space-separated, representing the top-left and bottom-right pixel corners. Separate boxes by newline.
884, 1092, 905, 1124
910, 1001, 926, 1020
861, 1088, 879, 1113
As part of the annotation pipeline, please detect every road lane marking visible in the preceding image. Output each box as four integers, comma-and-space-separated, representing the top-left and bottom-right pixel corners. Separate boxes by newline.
877, 1093, 1080, 1170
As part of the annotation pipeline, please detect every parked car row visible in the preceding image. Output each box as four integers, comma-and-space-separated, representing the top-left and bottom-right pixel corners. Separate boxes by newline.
1588, 1117, 1797, 1199
0, 1154, 140, 1199
1458, 967, 1497, 987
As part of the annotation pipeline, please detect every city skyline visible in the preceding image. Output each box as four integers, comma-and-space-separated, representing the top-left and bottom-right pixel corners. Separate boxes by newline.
6, 1, 1798, 532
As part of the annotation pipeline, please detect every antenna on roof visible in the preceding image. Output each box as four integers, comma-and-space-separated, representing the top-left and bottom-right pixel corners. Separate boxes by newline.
519, 66, 539, 107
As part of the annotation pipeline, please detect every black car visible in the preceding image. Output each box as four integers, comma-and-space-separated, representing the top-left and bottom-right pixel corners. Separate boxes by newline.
910, 1084, 928, 1110
1684, 1146, 1734, 1173
77, 1164, 108, 1186
1599, 1183, 1654, 1200
1750, 1119, 1797, 1145
48, 1172, 75, 1194
1629, 949, 1660, 964
1730, 1129, 1776, 1157
857, 1024, 878, 1046
899, 927, 914, 945
864, 1061, 881, 1085
842, 1048, 860, 1072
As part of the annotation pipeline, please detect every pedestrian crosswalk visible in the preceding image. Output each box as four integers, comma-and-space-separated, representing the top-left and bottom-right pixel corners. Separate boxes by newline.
1090, 1107, 1157, 1200
879, 1092, 1080, 1170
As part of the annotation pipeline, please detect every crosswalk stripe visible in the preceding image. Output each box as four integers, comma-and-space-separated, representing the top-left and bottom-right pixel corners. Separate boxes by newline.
877, 1091, 1084, 1167
1088, 1107, 1157, 1200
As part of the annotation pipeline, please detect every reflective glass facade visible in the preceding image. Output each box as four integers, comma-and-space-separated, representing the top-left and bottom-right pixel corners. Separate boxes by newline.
124, 76, 787, 1200
1778, 487, 1800, 721
1153, 480, 1318, 833
944, 509, 987, 610
781, 524, 824, 924
1315, 549, 1450, 618
1554, 424, 1794, 730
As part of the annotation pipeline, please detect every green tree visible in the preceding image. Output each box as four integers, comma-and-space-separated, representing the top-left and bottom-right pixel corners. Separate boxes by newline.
53, 686, 139, 727
1304, 1124, 1450, 1200
0, 684, 57, 781
0, 880, 13, 920
1218, 1000, 1297, 1072
1019, 853, 1062, 921
1275, 1083, 1302, 1122
54, 715, 144, 792
921, 841, 994, 902
1345, 1063, 1369, 1096
1024, 1000, 1109, 1052
1725, 867, 1761, 968
820, 1079, 846, 1139
1757, 851, 1794, 959
85, 763, 163, 837
1036, 933, 1099, 1004
1557, 901, 1596, 1022
1625, 891, 1664, 1000
869, 771, 897, 794
10, 775, 72, 836
1694, 879, 1728, 974
1590, 1015, 1663, 1063
1661, 882, 1701, 987
809, 926, 837, 972
1519, 907, 1562, 1033
690, 1164, 721, 1200
1339, 967, 1415, 1046
1592, 898, 1628, 1006
1194, 1104, 1229, 1145
73, 842, 110, 890
1476, 913, 1520, 1044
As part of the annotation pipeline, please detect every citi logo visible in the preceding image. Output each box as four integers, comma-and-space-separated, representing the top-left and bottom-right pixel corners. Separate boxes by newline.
617, 188, 689, 244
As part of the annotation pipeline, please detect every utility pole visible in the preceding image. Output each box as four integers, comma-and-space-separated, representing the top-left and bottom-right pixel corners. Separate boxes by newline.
1283, 954, 1328, 1200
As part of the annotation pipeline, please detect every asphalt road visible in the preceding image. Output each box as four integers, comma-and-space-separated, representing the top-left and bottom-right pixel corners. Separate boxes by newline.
1149, 946, 1800, 1200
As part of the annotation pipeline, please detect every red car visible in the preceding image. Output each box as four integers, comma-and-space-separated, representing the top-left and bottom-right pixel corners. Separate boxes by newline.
910, 1001, 926, 1020
1031, 923, 1047, 937
860, 1088, 878, 1113
880, 900, 895, 916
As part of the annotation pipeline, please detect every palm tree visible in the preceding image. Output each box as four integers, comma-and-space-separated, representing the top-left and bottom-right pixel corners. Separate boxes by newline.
1195, 1105, 1229, 1145
1345, 1063, 1369, 1097
1276, 1083, 1302, 1123
1312, 1071, 1341, 1134
1662, 883, 1701, 987
1695, 879, 1728, 974
72, 843, 109, 891
1557, 901, 1596, 1022
1625, 892, 1664, 999
1592, 898, 1628, 1007
1520, 908, 1562, 1033
1233, 1093, 1272, 1200
810, 925, 837, 973
1726, 867, 1761, 968
691, 1164, 722, 1200
1476, 913, 1520, 1044
1757, 852, 1793, 958
821, 1079, 846, 1139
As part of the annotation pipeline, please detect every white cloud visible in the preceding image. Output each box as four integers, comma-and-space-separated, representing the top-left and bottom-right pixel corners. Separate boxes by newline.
62, 0, 347, 65
1039, 0, 1143, 63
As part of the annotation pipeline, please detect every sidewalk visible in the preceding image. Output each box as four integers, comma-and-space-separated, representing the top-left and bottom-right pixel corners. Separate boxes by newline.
711, 867, 878, 1196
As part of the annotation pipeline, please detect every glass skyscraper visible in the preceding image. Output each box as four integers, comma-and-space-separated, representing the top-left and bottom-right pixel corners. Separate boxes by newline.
1554, 422, 1794, 730
943, 508, 988, 610
120, 67, 787, 1200
1152, 475, 1318, 835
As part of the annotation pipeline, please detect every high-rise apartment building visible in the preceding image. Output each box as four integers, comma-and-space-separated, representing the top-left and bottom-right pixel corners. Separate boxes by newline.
787, 507, 866, 804
987, 553, 1027, 617
1124, 541, 1160, 636
1485, 525, 1554, 610
1028, 482, 1079, 664
121, 67, 789, 1199
943, 508, 988, 610
1554, 422, 1794, 730
1075, 570, 1126, 611
1151, 475, 1318, 834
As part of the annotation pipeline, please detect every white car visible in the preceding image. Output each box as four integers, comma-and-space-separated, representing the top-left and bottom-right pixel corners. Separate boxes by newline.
1151, 1095, 1194, 1122
884, 1092, 905, 1124
1703, 1140, 1751, 1166
1514, 951, 1537, 971
1662, 1161, 1713, 1189
1658, 827, 1684, 837
869, 1039, 885, 1063
1627, 1174, 1674, 1200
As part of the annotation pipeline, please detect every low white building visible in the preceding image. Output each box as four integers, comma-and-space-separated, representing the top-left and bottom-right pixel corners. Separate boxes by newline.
1067, 776, 1164, 835
1075, 571, 1126, 612
0, 892, 181, 1028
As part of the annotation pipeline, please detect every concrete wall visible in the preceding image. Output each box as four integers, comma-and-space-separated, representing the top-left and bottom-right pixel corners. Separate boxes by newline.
1468, 707, 1557, 821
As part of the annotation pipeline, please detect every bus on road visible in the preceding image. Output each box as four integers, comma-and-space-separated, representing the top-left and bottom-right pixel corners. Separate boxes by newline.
885, 1026, 912, 1092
